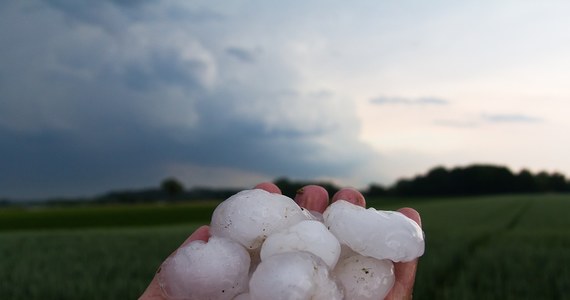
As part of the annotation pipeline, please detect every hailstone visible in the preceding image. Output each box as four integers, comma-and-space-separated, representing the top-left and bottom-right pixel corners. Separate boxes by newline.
158, 236, 250, 300
301, 208, 325, 222
260, 220, 341, 269
210, 189, 307, 249
233, 293, 251, 300
324, 200, 424, 262
249, 251, 343, 300
333, 254, 395, 300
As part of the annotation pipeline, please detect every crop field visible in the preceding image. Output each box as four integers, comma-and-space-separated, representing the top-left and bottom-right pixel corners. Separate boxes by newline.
0, 194, 569, 299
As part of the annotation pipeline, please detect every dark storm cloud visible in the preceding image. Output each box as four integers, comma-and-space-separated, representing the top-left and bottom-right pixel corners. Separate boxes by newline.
42, 0, 132, 31
43, 0, 224, 29
0, 127, 169, 197
184, 88, 371, 177
0, 0, 375, 199
121, 50, 209, 91
370, 96, 449, 105
225, 47, 258, 63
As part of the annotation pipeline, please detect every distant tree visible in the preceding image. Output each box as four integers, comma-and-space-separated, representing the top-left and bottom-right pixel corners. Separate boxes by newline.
548, 172, 567, 192
273, 177, 340, 198
391, 164, 519, 196
459, 164, 516, 195
515, 169, 537, 193
161, 177, 185, 199
393, 178, 416, 196
418, 166, 451, 195
365, 183, 387, 197
534, 171, 567, 192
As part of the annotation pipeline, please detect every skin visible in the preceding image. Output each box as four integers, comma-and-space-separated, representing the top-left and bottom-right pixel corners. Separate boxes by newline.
139, 182, 422, 300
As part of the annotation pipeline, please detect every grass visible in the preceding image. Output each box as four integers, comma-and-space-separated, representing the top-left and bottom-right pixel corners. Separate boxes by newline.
0, 225, 199, 300
391, 194, 570, 300
0, 201, 218, 231
0, 194, 569, 299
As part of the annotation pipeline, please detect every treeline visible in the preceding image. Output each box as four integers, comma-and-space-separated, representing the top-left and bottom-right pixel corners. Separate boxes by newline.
367, 164, 570, 197
95, 187, 240, 204
95, 177, 342, 204
3, 164, 569, 206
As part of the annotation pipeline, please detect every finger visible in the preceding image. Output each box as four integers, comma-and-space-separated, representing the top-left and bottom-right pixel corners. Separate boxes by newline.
139, 226, 210, 300
397, 207, 422, 226
331, 188, 366, 207
385, 208, 422, 300
294, 185, 329, 213
254, 182, 282, 194
385, 259, 418, 300
179, 225, 211, 247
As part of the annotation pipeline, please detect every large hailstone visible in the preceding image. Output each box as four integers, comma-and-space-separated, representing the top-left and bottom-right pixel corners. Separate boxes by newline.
324, 200, 425, 262
260, 220, 341, 269
233, 293, 251, 300
210, 189, 307, 249
249, 251, 343, 300
158, 236, 250, 300
333, 254, 395, 300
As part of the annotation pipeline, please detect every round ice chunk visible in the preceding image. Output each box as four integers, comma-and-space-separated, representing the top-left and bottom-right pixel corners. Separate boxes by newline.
338, 243, 358, 262
158, 236, 250, 300
249, 252, 343, 300
260, 220, 341, 269
324, 200, 424, 262
333, 254, 395, 300
233, 293, 251, 300
210, 189, 308, 249
301, 208, 324, 222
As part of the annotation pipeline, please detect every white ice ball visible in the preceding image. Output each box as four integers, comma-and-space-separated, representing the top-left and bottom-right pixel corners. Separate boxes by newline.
338, 243, 358, 262
324, 200, 425, 262
333, 254, 395, 300
301, 208, 324, 222
233, 293, 251, 300
260, 220, 341, 269
210, 189, 308, 249
158, 236, 250, 300
249, 251, 343, 300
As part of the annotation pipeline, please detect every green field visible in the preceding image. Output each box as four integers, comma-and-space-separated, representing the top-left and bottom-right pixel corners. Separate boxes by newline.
1, 195, 569, 299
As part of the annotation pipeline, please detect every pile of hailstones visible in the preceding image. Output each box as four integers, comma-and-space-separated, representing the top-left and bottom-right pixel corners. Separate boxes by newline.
159, 189, 425, 300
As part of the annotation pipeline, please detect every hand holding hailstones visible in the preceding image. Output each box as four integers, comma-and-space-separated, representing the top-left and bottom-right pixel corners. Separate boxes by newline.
153, 187, 425, 300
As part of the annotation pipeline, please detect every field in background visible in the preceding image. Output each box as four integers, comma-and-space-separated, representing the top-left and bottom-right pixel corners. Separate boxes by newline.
1, 195, 569, 299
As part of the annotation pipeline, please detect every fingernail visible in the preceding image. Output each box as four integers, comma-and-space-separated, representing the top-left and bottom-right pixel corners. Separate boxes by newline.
254, 182, 282, 194
294, 185, 329, 213
397, 207, 422, 227
332, 188, 366, 207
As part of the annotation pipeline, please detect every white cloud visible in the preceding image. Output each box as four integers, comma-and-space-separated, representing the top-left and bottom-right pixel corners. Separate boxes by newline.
481, 113, 542, 124
370, 96, 449, 106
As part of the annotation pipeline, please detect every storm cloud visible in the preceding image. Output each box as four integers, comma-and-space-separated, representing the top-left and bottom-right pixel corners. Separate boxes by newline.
0, 0, 376, 199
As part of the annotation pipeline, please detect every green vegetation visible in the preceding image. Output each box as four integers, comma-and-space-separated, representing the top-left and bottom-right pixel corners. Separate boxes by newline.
0, 226, 197, 300
390, 194, 570, 299
1, 194, 569, 299
0, 202, 217, 231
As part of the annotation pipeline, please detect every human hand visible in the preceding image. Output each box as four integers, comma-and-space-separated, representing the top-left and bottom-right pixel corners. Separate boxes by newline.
139, 182, 421, 300
290, 183, 421, 300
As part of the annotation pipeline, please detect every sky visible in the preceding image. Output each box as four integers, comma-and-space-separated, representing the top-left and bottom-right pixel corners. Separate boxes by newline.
1, 0, 570, 200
